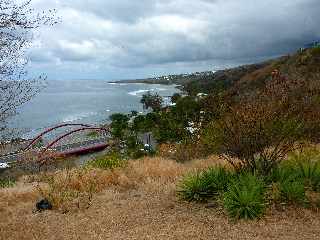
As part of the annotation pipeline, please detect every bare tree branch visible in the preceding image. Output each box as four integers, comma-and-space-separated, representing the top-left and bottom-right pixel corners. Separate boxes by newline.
0, 0, 57, 140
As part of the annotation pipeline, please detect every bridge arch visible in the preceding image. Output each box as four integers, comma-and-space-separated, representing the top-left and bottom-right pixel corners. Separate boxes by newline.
25, 123, 93, 151
40, 127, 109, 155
37, 126, 110, 165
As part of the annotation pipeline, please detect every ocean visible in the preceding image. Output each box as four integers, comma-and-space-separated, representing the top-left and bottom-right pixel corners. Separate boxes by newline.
8, 79, 180, 139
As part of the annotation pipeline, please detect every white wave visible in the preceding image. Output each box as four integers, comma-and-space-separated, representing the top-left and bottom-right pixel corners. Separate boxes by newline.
128, 88, 167, 96
107, 82, 128, 86
154, 88, 166, 91
128, 89, 151, 96
62, 112, 97, 123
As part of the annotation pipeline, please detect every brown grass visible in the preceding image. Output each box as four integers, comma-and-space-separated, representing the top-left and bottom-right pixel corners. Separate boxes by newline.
1, 155, 320, 239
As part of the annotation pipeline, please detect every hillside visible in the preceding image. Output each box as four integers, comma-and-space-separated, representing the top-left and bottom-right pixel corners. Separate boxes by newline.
114, 47, 320, 96
229, 48, 320, 97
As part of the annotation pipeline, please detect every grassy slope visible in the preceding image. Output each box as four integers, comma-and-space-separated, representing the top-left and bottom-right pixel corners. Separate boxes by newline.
1, 156, 320, 240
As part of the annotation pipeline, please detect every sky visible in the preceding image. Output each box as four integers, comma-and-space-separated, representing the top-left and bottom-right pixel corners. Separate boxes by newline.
29, 0, 320, 81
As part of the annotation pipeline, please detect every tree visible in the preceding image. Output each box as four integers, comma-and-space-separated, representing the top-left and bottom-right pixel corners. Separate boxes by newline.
174, 96, 201, 123
0, 0, 57, 140
140, 91, 163, 112
109, 113, 130, 139
171, 93, 181, 103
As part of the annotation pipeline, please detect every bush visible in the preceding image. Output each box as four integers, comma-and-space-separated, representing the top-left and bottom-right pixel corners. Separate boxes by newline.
86, 151, 125, 170
173, 141, 205, 162
177, 167, 231, 203
0, 177, 16, 188
278, 179, 306, 205
266, 161, 306, 205
203, 69, 320, 175
288, 148, 320, 191
223, 174, 266, 220
266, 162, 299, 183
202, 167, 232, 193
177, 173, 213, 202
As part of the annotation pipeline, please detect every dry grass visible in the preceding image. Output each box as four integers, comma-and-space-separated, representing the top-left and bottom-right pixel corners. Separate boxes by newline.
1, 155, 320, 239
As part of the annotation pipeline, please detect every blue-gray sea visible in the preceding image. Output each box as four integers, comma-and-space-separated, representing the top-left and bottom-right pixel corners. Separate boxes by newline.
9, 80, 180, 139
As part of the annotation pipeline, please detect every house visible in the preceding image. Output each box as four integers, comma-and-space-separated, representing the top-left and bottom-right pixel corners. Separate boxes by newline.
303, 41, 320, 49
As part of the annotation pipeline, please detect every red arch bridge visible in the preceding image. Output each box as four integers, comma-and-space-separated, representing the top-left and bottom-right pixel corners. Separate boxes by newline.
0, 123, 111, 165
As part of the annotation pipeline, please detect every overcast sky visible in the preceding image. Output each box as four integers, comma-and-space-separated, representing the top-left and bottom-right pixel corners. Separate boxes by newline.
29, 0, 320, 80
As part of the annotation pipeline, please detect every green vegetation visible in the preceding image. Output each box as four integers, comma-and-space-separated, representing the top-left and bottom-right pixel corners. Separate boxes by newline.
278, 179, 306, 204
178, 150, 320, 220
109, 113, 130, 139
86, 131, 99, 138
223, 174, 266, 220
0, 177, 16, 188
86, 151, 126, 170
140, 91, 163, 112
177, 167, 231, 202
105, 48, 320, 220
288, 148, 320, 191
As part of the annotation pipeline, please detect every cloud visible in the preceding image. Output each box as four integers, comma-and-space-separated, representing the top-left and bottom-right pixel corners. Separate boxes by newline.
29, 0, 320, 80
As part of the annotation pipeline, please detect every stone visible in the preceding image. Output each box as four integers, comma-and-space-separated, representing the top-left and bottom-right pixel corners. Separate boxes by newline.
36, 199, 53, 211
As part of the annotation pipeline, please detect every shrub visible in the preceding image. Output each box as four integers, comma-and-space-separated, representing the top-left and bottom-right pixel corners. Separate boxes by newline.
267, 167, 295, 185
288, 148, 320, 191
37, 168, 111, 212
267, 162, 306, 205
0, 177, 16, 188
173, 141, 205, 162
204, 69, 320, 175
177, 167, 231, 203
278, 179, 306, 205
202, 167, 232, 192
177, 172, 213, 202
86, 151, 125, 170
223, 174, 266, 220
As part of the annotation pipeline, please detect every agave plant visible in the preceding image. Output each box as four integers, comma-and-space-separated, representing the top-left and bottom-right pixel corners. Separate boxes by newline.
177, 172, 215, 202
177, 167, 232, 203
223, 173, 266, 220
288, 148, 320, 191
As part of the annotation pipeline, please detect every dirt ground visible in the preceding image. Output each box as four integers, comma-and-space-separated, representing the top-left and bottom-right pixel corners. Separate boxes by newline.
1, 157, 320, 240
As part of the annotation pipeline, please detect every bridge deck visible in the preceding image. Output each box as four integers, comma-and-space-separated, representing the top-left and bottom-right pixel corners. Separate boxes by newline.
0, 137, 110, 164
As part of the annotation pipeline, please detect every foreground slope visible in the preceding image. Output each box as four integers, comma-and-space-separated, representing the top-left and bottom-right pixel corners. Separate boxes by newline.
1, 157, 320, 240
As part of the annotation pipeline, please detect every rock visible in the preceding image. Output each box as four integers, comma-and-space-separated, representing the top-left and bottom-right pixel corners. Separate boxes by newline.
36, 199, 53, 211
205, 202, 218, 209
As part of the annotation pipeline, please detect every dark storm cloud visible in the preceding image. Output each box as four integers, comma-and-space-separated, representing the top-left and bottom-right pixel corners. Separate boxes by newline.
30, 0, 320, 79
